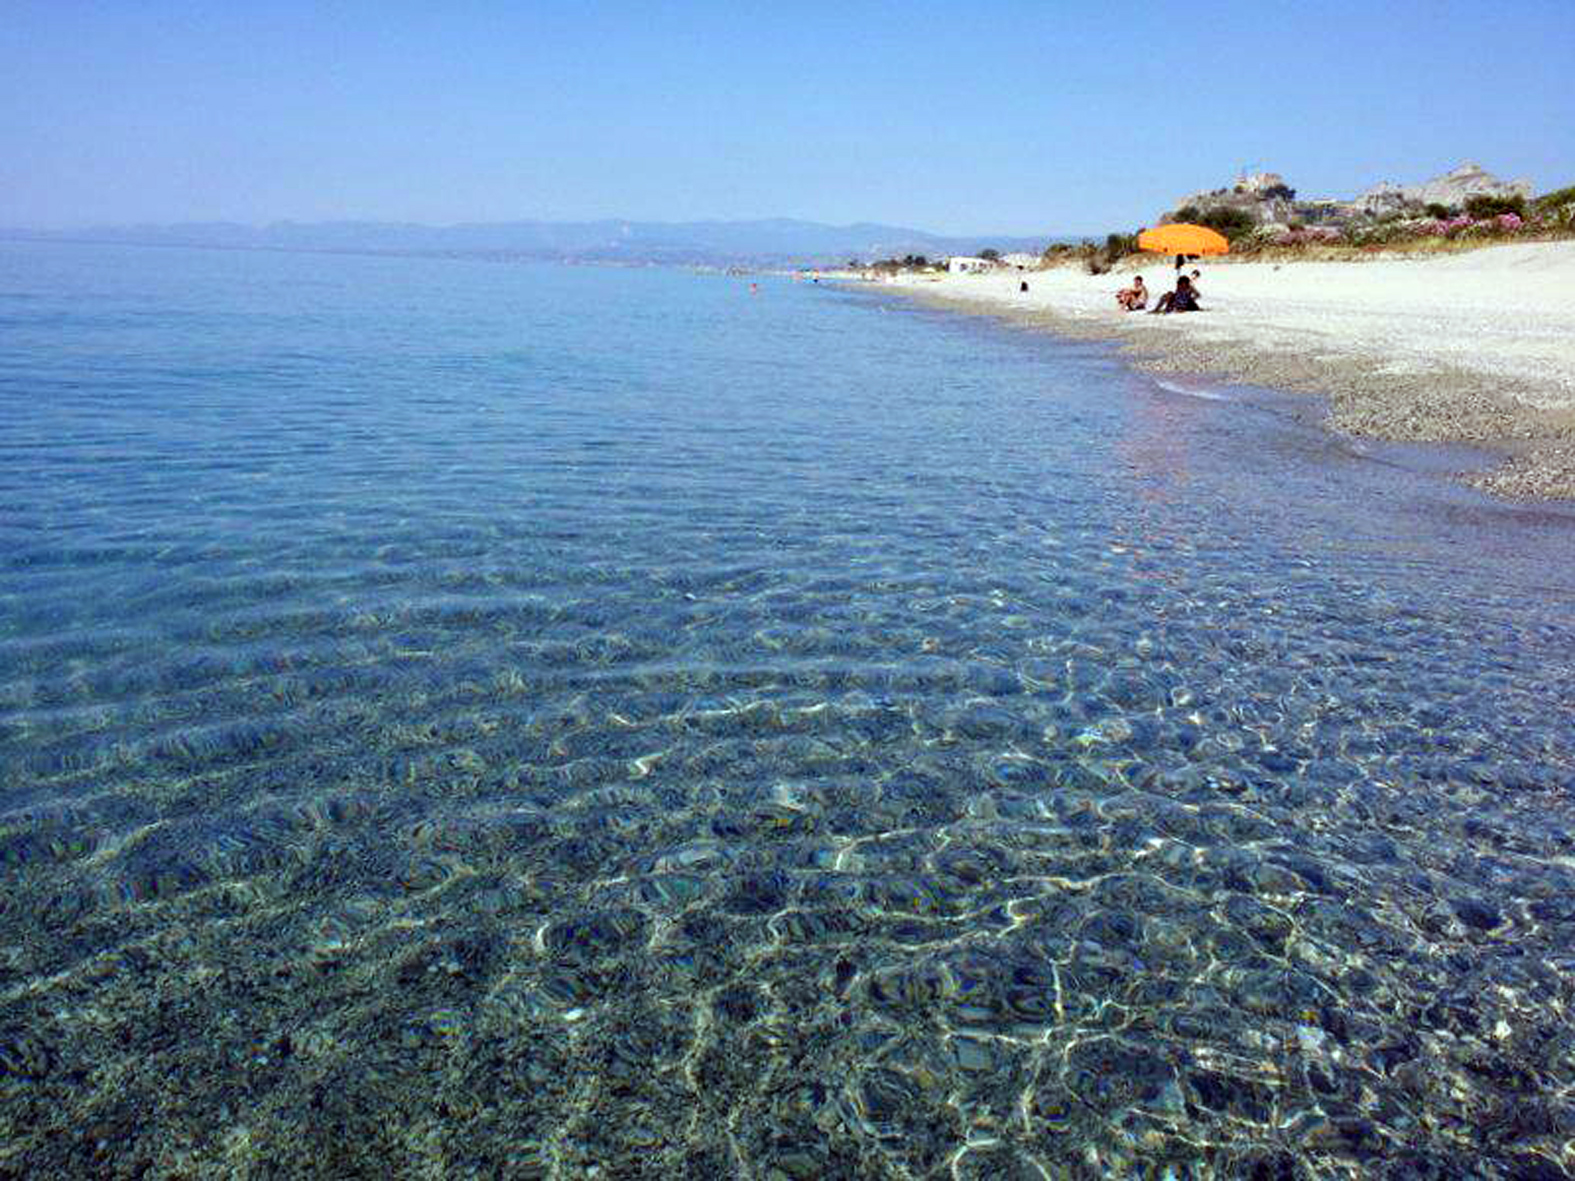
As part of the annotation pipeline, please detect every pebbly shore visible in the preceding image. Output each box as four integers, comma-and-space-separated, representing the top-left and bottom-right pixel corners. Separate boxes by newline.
860, 242, 1575, 500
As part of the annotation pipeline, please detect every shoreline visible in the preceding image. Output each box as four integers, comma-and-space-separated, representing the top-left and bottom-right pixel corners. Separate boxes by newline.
844, 242, 1575, 500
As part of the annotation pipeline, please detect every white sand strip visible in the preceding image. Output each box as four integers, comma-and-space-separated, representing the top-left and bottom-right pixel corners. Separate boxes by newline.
866, 242, 1575, 498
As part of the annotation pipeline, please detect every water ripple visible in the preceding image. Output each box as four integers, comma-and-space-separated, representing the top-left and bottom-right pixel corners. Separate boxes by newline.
2, 244, 1574, 1177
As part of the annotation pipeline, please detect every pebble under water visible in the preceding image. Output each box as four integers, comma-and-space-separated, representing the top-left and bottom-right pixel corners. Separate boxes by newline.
3, 242, 1575, 1179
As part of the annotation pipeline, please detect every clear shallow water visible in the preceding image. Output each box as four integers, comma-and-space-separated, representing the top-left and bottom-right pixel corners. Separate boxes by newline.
3, 241, 1575, 1179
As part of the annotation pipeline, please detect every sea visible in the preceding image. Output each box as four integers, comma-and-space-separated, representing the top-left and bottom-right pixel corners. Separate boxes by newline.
3, 240, 1575, 1179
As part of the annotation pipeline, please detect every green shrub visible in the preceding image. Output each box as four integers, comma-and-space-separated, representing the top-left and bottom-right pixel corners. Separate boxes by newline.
1236, 225, 1281, 251
1344, 221, 1404, 247
1534, 184, 1575, 210
1100, 232, 1139, 267
1464, 193, 1525, 219
1197, 206, 1257, 239
1069, 242, 1107, 274
1533, 185, 1575, 228
1423, 202, 1456, 219
1172, 205, 1201, 223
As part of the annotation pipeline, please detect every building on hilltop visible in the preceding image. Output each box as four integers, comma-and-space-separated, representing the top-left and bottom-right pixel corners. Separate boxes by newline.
1159, 162, 1535, 233
1163, 174, 1298, 229
1236, 171, 1295, 200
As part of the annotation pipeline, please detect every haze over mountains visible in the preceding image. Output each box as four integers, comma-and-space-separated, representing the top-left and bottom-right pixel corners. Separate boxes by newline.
2, 218, 1055, 267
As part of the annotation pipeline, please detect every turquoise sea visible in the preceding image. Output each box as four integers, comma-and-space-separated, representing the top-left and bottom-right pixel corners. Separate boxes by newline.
3, 240, 1575, 1179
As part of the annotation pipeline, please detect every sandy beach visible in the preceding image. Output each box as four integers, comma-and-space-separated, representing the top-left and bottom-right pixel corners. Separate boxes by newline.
869, 241, 1575, 499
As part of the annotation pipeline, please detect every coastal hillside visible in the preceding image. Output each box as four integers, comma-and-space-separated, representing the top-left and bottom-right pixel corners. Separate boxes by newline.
1013, 164, 1575, 275
1156, 162, 1567, 242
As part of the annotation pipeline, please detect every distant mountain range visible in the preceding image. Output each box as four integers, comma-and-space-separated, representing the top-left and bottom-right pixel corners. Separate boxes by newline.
1, 218, 1056, 267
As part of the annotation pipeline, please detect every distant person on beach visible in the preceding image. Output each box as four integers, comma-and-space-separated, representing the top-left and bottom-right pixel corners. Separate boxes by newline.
1150, 275, 1200, 314
1116, 275, 1147, 311
1020, 280, 1029, 293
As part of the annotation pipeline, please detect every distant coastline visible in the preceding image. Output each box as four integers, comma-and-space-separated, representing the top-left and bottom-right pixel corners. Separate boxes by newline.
0, 218, 1059, 270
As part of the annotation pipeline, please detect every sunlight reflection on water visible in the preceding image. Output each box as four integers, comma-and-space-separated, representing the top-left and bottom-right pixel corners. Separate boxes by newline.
2, 242, 1575, 1177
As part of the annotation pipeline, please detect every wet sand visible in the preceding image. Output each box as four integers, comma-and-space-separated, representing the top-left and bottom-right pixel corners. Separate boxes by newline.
864, 242, 1575, 499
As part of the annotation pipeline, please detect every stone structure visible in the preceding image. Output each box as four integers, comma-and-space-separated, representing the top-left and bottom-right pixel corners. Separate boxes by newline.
1163, 171, 1299, 228
1352, 163, 1534, 218
1161, 163, 1534, 231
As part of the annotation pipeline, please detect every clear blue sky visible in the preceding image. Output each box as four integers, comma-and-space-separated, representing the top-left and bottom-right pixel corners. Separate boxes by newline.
2, 0, 1571, 235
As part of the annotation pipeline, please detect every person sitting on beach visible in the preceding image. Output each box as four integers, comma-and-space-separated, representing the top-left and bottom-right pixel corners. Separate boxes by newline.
1116, 275, 1147, 311
1150, 275, 1200, 315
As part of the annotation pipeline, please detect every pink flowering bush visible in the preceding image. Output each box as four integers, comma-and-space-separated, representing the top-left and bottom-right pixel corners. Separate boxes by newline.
1419, 216, 1474, 237
1450, 214, 1526, 238
1255, 204, 1553, 254
1458, 216, 1527, 238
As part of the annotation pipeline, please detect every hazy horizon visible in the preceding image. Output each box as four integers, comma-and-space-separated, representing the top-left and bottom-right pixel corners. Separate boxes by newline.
3, 0, 1571, 235
1, 213, 1068, 238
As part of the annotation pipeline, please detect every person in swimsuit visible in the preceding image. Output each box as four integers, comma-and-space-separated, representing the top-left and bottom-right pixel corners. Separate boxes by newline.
1150, 275, 1200, 314
1116, 275, 1147, 311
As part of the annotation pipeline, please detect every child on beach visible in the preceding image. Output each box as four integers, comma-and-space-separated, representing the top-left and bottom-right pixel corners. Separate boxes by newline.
1116, 275, 1147, 311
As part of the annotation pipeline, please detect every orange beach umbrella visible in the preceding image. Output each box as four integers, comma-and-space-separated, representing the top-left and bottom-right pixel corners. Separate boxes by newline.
1136, 223, 1230, 257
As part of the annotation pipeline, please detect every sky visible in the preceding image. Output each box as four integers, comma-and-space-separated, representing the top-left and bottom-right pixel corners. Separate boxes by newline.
2, 0, 1572, 236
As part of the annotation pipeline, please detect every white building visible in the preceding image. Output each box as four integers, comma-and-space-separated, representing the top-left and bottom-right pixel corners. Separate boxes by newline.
947, 256, 995, 274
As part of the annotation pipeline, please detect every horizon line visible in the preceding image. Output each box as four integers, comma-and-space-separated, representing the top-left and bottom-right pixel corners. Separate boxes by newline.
0, 214, 1087, 240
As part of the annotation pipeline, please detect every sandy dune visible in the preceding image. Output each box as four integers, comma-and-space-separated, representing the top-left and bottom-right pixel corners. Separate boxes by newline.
871, 242, 1575, 498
